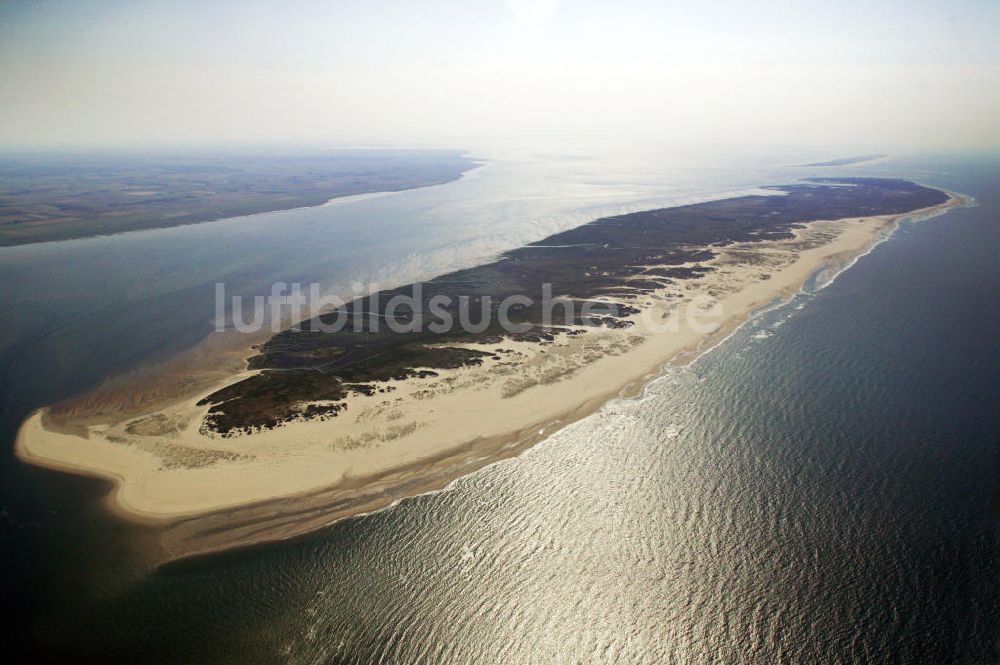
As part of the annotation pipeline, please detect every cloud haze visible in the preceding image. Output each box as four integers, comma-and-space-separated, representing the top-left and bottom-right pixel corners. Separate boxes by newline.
1, 0, 998, 149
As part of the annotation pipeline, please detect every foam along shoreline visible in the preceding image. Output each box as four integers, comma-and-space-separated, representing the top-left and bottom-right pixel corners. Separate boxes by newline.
15, 189, 966, 562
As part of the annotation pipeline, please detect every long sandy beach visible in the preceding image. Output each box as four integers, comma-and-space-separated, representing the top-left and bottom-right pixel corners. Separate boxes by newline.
15, 190, 963, 561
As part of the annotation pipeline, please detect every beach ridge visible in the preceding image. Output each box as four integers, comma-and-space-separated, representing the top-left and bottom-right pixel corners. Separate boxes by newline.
14, 185, 965, 563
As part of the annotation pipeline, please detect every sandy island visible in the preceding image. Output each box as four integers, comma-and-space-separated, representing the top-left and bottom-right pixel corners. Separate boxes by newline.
15, 187, 965, 562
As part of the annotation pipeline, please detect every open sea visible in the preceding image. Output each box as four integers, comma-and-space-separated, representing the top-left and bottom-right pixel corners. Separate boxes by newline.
0, 149, 997, 663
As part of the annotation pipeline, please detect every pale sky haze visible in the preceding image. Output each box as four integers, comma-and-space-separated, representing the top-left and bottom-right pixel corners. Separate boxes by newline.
1, 0, 998, 150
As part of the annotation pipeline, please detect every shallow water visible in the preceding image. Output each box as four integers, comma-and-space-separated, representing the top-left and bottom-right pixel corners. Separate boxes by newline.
1, 150, 997, 663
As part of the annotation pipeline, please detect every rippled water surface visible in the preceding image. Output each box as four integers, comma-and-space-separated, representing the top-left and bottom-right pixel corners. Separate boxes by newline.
2, 150, 997, 663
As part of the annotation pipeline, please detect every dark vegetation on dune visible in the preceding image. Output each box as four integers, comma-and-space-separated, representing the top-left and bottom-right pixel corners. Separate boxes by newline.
198, 178, 948, 435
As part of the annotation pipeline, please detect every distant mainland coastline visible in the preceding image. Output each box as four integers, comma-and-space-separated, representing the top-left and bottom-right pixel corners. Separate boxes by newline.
797, 154, 888, 167
0, 148, 477, 246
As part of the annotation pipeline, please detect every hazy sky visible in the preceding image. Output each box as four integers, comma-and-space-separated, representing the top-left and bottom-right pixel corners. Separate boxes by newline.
1, 0, 998, 150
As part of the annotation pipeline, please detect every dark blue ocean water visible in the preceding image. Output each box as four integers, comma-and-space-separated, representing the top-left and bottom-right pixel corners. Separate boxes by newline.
2, 152, 997, 663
